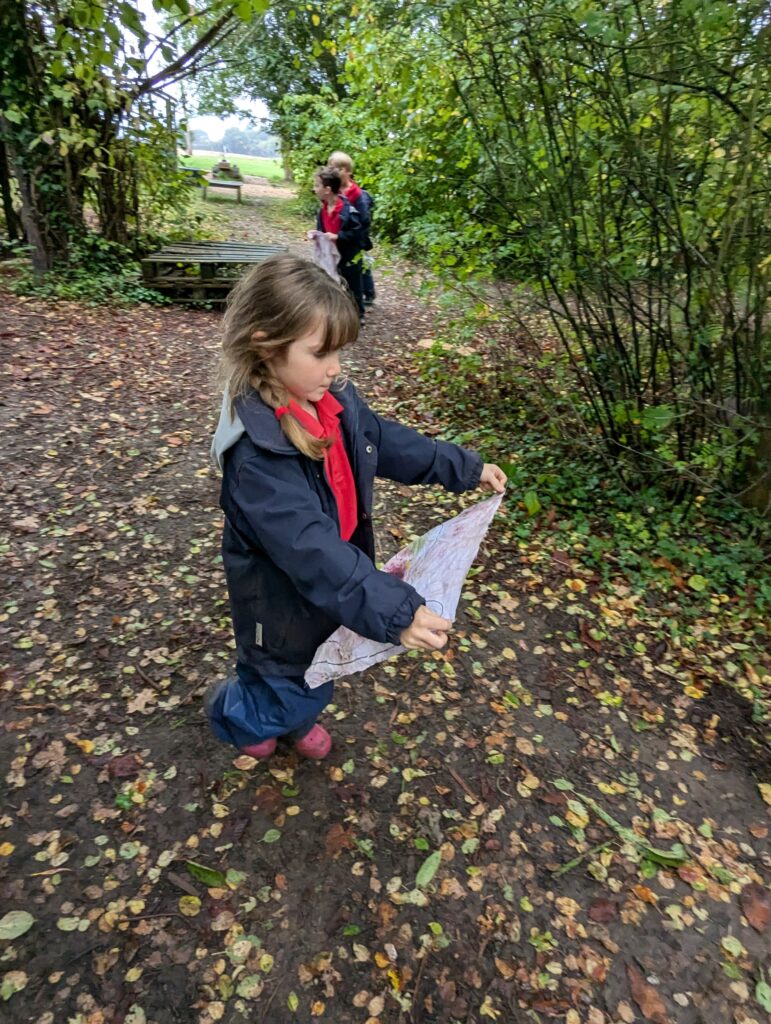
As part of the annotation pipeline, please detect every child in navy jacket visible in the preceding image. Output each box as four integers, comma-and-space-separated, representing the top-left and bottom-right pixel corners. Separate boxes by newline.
310, 166, 365, 319
208, 255, 506, 760
328, 150, 376, 304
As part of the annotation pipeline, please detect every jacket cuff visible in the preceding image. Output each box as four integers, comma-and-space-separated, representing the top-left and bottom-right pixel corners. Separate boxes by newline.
464, 451, 484, 490
384, 589, 424, 645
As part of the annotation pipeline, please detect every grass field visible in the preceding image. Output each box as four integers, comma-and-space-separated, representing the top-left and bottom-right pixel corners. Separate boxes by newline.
179, 150, 285, 181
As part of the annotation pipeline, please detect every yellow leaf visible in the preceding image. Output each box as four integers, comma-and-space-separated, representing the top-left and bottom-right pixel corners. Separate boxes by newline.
310, 1000, 325, 1016
597, 781, 626, 795
311, 13, 320, 25
65, 733, 94, 754
124, 966, 143, 982
212, 803, 229, 819
759, 782, 771, 806
232, 755, 257, 770
374, 951, 391, 968
556, 897, 580, 918
0, 842, 15, 856
566, 578, 586, 592
178, 895, 201, 917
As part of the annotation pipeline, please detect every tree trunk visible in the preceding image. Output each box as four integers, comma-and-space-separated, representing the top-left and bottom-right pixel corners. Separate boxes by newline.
0, 140, 23, 242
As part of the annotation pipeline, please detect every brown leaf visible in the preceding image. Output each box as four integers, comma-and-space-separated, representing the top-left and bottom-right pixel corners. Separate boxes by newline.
740, 882, 769, 933
106, 753, 142, 779
324, 822, 356, 860
626, 963, 670, 1023
579, 618, 602, 653
588, 897, 618, 924
166, 871, 199, 897
11, 515, 40, 533
252, 785, 283, 815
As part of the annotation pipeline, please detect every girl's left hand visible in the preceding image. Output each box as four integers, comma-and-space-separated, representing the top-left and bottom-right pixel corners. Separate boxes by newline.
479, 463, 507, 494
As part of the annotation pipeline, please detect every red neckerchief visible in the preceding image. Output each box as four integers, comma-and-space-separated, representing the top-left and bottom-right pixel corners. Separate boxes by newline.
343, 182, 362, 204
275, 391, 358, 541
320, 196, 344, 236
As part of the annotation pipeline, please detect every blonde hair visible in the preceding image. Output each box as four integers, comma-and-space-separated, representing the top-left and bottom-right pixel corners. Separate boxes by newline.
328, 150, 353, 173
220, 255, 359, 460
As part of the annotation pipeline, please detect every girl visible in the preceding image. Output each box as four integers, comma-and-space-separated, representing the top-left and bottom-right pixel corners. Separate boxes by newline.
309, 167, 365, 321
208, 255, 506, 761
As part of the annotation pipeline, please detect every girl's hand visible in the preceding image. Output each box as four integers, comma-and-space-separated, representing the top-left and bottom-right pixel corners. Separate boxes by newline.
479, 463, 507, 494
324, 231, 338, 241
400, 606, 452, 651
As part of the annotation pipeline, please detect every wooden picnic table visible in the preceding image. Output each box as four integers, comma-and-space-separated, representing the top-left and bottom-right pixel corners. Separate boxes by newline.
141, 241, 287, 302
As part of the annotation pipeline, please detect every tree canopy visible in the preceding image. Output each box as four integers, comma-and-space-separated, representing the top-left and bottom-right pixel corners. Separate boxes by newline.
0, 0, 269, 270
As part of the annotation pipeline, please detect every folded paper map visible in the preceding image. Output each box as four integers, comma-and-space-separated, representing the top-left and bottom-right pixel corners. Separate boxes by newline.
305, 493, 503, 687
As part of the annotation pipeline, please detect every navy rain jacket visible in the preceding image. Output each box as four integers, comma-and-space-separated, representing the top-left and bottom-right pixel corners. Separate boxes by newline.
316, 195, 363, 262
215, 382, 482, 679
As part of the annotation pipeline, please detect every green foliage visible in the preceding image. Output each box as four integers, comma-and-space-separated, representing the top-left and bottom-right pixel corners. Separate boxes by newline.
406, 336, 770, 617
187, 0, 349, 133
270, 0, 770, 502
0, 0, 269, 270
9, 236, 170, 307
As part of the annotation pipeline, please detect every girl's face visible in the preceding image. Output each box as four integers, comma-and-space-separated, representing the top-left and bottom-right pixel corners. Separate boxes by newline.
268, 322, 341, 406
314, 177, 333, 203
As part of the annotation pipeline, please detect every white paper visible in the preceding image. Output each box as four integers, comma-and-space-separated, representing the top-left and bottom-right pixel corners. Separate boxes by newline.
310, 232, 340, 279
305, 494, 503, 687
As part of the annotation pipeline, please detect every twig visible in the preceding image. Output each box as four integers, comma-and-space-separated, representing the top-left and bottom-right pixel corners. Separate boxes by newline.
258, 973, 288, 1024
447, 766, 481, 804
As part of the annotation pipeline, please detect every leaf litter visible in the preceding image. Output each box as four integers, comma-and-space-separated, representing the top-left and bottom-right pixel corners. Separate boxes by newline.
0, 190, 769, 1024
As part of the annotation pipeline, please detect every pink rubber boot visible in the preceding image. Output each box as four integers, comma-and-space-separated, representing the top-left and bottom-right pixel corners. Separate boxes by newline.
238, 737, 277, 760
294, 724, 332, 759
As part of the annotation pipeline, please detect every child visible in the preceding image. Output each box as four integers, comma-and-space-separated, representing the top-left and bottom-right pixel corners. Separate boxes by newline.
208, 255, 506, 761
310, 167, 365, 320
328, 150, 376, 305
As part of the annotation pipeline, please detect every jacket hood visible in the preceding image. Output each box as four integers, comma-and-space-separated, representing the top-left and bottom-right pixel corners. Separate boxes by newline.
212, 386, 354, 470
211, 389, 247, 471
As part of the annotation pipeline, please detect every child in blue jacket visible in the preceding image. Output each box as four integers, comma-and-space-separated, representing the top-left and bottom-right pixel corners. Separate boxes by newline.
208, 254, 506, 761
310, 166, 365, 320
328, 150, 376, 304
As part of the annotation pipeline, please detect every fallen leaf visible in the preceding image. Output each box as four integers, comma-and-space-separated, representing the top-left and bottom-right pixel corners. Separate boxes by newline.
740, 882, 769, 933
0, 911, 35, 940
626, 963, 670, 1022
588, 898, 617, 924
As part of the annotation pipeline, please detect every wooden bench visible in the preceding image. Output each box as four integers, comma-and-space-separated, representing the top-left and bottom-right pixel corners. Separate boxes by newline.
141, 241, 286, 302
180, 167, 207, 186
202, 179, 242, 202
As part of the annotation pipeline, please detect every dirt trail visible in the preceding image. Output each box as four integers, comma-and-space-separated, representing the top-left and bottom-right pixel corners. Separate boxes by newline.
0, 186, 768, 1024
